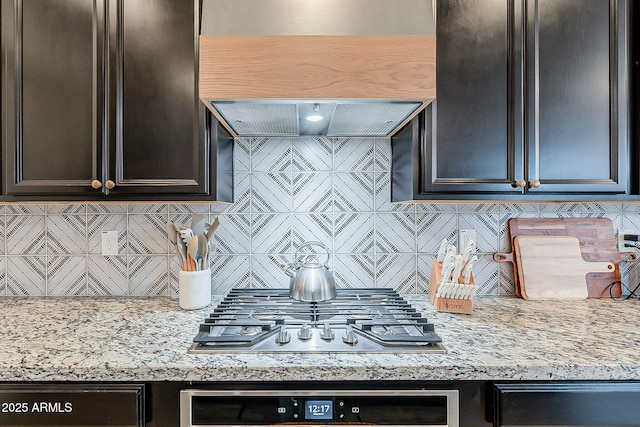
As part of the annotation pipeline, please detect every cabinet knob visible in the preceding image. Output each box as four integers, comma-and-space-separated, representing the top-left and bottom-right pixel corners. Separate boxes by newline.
105, 180, 116, 190
91, 180, 102, 189
529, 180, 541, 188
514, 179, 527, 188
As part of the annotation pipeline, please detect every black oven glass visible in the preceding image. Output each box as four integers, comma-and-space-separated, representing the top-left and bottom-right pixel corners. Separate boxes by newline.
191, 395, 448, 425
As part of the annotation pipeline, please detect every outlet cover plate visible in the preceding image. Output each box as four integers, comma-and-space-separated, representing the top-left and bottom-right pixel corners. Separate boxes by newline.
101, 230, 118, 256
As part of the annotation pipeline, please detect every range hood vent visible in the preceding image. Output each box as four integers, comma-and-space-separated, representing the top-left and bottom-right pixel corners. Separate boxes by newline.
199, 0, 436, 138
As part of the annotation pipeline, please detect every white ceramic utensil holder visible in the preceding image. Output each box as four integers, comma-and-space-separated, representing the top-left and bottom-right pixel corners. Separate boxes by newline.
179, 268, 212, 310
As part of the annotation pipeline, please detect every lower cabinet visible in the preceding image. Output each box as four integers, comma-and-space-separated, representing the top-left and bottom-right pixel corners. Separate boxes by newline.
1, 0, 232, 201
0, 383, 145, 426
494, 382, 640, 426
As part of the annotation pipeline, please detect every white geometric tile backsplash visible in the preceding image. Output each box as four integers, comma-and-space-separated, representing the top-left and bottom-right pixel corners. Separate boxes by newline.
0, 136, 640, 297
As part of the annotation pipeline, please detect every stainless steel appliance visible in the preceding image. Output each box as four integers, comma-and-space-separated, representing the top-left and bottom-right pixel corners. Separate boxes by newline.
180, 389, 459, 427
188, 288, 445, 354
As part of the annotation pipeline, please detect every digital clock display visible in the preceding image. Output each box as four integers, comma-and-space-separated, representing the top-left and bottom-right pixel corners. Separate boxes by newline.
304, 400, 333, 420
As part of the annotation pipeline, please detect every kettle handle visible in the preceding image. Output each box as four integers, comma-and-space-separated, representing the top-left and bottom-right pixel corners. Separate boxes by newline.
295, 241, 331, 267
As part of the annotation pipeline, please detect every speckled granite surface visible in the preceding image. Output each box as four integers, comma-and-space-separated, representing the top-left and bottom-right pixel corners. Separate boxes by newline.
1, 295, 639, 382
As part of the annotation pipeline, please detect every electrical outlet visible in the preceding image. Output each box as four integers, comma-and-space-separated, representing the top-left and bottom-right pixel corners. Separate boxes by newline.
459, 229, 476, 252
101, 230, 118, 256
617, 229, 640, 252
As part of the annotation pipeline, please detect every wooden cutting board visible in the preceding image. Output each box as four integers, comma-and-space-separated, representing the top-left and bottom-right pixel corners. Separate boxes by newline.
493, 218, 635, 298
515, 236, 615, 300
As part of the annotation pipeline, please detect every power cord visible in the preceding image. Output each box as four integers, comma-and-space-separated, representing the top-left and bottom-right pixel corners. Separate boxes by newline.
608, 280, 640, 301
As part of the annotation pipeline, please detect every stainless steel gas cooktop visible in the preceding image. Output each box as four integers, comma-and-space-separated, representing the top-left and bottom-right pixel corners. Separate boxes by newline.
188, 288, 445, 353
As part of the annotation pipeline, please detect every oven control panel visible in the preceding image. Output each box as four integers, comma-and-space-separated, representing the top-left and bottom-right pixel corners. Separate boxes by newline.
180, 389, 459, 427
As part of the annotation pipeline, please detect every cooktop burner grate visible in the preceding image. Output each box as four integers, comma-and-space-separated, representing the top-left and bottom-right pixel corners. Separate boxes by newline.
188, 288, 445, 354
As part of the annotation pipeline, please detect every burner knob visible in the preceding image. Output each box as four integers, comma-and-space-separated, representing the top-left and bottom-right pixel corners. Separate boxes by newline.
320, 323, 334, 341
342, 326, 358, 345
297, 323, 313, 341
276, 327, 291, 345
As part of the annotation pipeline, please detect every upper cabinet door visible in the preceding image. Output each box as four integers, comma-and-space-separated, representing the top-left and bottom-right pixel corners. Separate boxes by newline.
420, 0, 522, 194
105, 0, 210, 196
525, 0, 629, 194
2, 0, 106, 197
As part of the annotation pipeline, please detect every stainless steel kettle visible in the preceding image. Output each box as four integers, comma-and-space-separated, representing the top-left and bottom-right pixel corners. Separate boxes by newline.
284, 241, 336, 302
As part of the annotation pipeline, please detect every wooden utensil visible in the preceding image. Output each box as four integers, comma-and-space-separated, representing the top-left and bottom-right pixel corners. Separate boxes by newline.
493, 218, 635, 298
515, 236, 615, 300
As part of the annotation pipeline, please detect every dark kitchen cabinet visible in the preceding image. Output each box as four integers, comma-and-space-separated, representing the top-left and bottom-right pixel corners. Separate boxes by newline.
1, 0, 233, 201
494, 382, 640, 426
392, 0, 630, 201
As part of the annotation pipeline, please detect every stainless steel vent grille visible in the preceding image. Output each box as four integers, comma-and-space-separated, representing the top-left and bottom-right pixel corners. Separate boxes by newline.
212, 103, 299, 136
327, 103, 421, 136
211, 101, 424, 137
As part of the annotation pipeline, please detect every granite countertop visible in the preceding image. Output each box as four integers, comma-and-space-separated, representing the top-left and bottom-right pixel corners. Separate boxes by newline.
1, 295, 639, 382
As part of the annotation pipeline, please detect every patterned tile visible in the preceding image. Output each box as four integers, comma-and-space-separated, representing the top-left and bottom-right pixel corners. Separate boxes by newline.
292, 173, 332, 213
458, 213, 499, 253
46, 215, 86, 255
539, 202, 583, 218
128, 204, 167, 214
416, 254, 433, 294
417, 212, 457, 253
498, 203, 539, 216
169, 213, 195, 233
7, 256, 46, 296
47, 256, 86, 296
210, 203, 230, 214
168, 203, 210, 213
5, 215, 46, 255
213, 214, 250, 254
623, 202, 640, 213
251, 214, 292, 254
333, 254, 375, 288
292, 137, 333, 171
251, 254, 291, 289
334, 213, 374, 253
252, 173, 292, 213
334, 138, 374, 171
129, 255, 169, 296
376, 254, 417, 293
458, 203, 499, 213
47, 204, 85, 214
6, 204, 46, 215
376, 213, 415, 253
225, 173, 250, 214
623, 212, 640, 234
498, 208, 538, 252
87, 214, 127, 255
234, 138, 251, 173
87, 204, 127, 214
292, 214, 333, 251
0, 216, 5, 256
334, 172, 374, 212
87, 256, 128, 295
0, 258, 6, 296
374, 138, 391, 172
128, 214, 168, 254
498, 263, 516, 296
415, 203, 459, 213
251, 137, 291, 172
471, 254, 499, 295
210, 255, 251, 294
582, 202, 622, 214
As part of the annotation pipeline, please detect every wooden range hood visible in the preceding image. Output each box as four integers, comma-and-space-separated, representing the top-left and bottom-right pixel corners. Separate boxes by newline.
199, 0, 436, 138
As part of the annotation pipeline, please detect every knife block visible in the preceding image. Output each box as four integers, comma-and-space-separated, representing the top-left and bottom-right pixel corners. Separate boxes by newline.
428, 258, 474, 315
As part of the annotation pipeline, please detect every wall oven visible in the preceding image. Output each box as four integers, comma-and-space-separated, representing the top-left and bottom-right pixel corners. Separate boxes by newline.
180, 389, 460, 427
